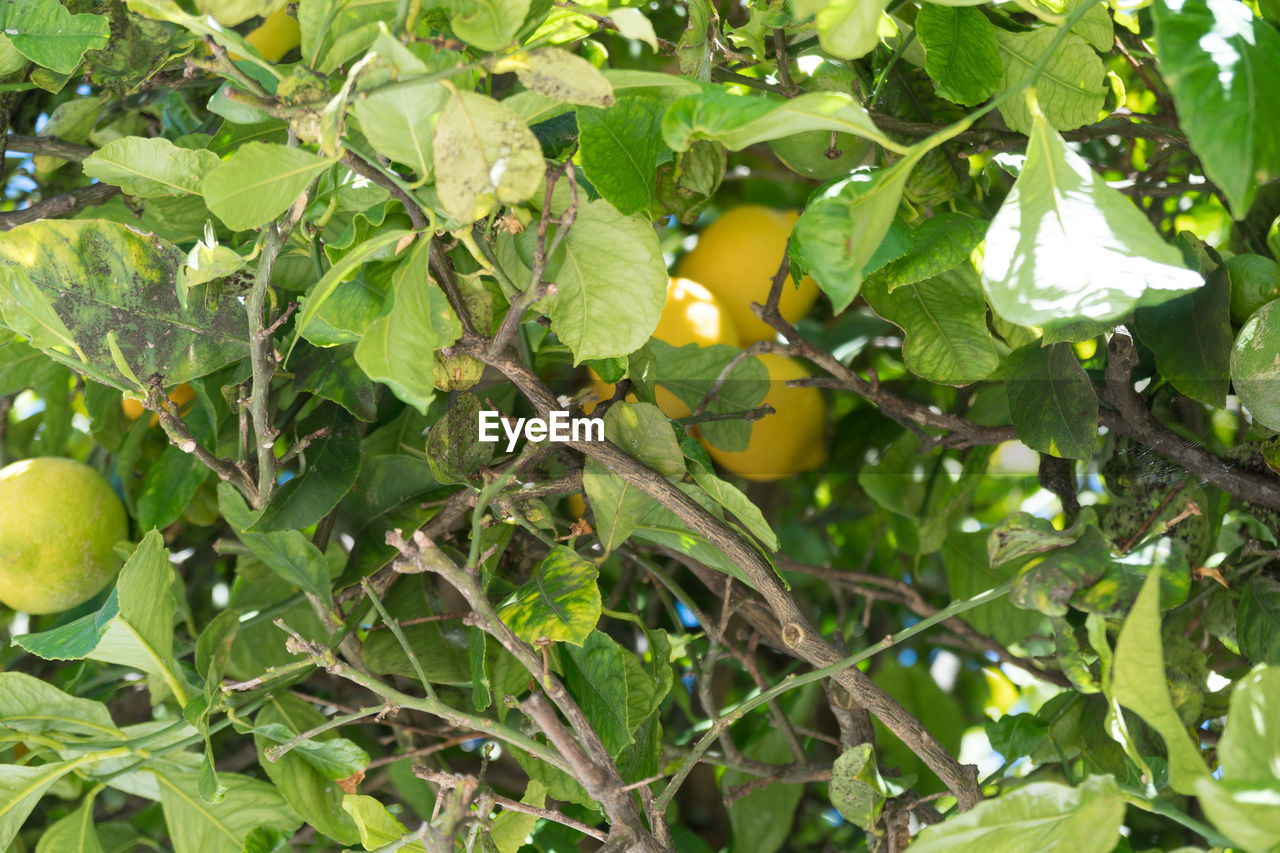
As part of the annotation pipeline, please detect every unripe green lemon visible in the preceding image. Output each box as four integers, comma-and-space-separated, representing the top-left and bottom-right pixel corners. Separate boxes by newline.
1231, 298, 1280, 432
768, 131, 870, 180
0, 458, 128, 614
1227, 254, 1280, 325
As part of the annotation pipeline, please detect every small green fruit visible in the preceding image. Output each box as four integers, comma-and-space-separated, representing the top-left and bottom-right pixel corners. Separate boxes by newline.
768, 130, 870, 180
1231, 298, 1280, 432
0, 457, 128, 614
1227, 254, 1280, 325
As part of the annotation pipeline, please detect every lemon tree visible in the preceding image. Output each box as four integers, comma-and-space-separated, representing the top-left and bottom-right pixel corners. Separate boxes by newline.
2, 1, 1280, 852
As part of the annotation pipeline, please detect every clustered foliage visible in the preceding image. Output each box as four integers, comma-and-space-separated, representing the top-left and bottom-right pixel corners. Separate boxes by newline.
1, 0, 1279, 851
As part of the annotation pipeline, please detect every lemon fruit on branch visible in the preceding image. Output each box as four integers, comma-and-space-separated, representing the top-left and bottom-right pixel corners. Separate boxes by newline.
588, 277, 740, 417
0, 457, 129, 614
676, 205, 821, 345
704, 353, 826, 482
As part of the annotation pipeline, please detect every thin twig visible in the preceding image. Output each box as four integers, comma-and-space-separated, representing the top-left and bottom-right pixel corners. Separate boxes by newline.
0, 184, 120, 231
247, 227, 283, 507
415, 766, 609, 842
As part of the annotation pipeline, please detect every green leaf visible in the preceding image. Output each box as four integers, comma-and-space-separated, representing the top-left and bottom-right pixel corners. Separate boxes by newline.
633, 482, 771, 589
907, 775, 1125, 853
292, 228, 411, 355
1217, 664, 1280, 782
342, 793, 426, 851
1237, 576, 1280, 665
352, 80, 447, 179
0, 220, 250, 391
35, 791, 104, 853
791, 163, 917, 313
218, 482, 333, 607
1194, 778, 1280, 853
581, 458, 655, 553
497, 47, 614, 107
543, 199, 668, 363
603, 402, 685, 478
1110, 567, 1210, 794
1152, 0, 1280, 216
83, 137, 222, 198
917, 6, 1001, 106
647, 341, 768, 452
994, 28, 1106, 134
561, 630, 635, 756
15, 531, 189, 703
0, 672, 120, 738
981, 106, 1202, 330
355, 249, 448, 415
297, 0, 398, 73
722, 726, 806, 853
0, 760, 86, 851
0, 0, 109, 73
1132, 266, 1231, 407
252, 409, 361, 532
683, 438, 778, 550
157, 770, 301, 853
253, 695, 362, 845
1005, 341, 1098, 460
578, 96, 666, 216
137, 445, 211, 531
202, 143, 335, 231
662, 88, 900, 154
292, 344, 377, 422
677, 0, 712, 79
829, 744, 887, 831
444, 0, 529, 51
880, 213, 986, 292
862, 266, 999, 385
433, 87, 544, 223
791, 0, 890, 61
496, 546, 601, 646
489, 780, 548, 853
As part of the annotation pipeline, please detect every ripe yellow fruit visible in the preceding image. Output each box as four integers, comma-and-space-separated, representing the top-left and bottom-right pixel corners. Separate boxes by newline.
122, 382, 196, 427
587, 277, 740, 418
676, 206, 821, 345
566, 493, 587, 520
0, 458, 128, 614
704, 353, 826, 482
232, 8, 301, 62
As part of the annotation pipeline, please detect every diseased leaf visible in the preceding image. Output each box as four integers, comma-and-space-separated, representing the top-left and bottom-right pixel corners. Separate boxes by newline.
433, 87, 544, 223
496, 546, 601, 646
0, 220, 249, 391
494, 48, 614, 107
981, 105, 1201, 330
604, 402, 684, 478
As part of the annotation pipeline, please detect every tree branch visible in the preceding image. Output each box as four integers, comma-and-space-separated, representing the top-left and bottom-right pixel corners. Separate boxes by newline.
0, 184, 120, 231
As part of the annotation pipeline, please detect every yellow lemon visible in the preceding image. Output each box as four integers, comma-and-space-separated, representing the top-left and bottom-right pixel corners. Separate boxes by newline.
587, 277, 740, 418
676, 206, 821, 345
566, 493, 587, 520
232, 8, 300, 62
0, 458, 128, 614
703, 353, 826, 482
